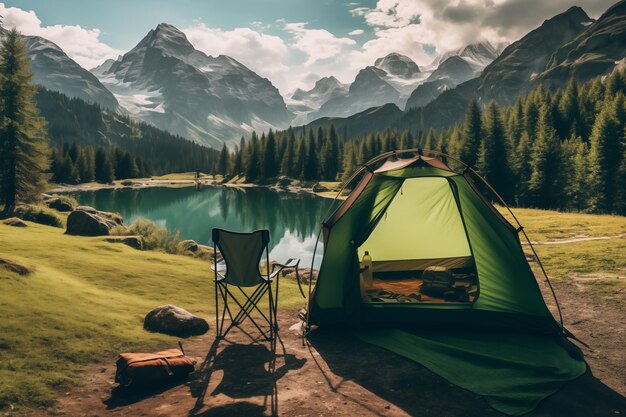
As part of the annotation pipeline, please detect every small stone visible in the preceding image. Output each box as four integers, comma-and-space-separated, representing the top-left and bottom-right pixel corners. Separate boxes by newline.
1, 217, 27, 227
105, 235, 144, 250
179, 239, 199, 252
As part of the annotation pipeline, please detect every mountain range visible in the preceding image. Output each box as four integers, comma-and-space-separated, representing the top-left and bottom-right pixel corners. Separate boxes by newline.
6, 0, 626, 148
304, 1, 625, 139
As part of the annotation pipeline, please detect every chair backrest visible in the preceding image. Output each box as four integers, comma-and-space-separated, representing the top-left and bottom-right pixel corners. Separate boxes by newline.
212, 228, 270, 287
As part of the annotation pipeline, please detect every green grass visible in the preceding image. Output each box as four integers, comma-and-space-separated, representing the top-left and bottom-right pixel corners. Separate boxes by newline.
498, 207, 626, 298
0, 221, 304, 411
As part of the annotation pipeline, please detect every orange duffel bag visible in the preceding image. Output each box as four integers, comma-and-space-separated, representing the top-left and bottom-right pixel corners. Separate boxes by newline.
115, 343, 195, 388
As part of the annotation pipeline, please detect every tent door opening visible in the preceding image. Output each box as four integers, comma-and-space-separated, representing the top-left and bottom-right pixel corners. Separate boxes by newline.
357, 177, 479, 305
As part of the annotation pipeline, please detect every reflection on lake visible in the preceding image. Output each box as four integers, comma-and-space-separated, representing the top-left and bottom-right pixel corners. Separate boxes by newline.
71, 186, 332, 267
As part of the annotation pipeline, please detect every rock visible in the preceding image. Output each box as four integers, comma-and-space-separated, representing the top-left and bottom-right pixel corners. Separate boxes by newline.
298, 269, 319, 284
0, 259, 31, 275
179, 239, 199, 252
143, 304, 209, 337
276, 176, 292, 188
2, 217, 27, 227
105, 235, 144, 250
75, 205, 97, 213
66, 207, 123, 236
45, 197, 74, 212
312, 183, 328, 192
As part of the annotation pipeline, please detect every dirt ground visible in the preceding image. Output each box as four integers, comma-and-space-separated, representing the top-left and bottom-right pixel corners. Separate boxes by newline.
24, 278, 626, 417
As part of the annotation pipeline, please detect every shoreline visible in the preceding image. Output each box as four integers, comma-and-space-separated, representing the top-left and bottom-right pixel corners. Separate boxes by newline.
49, 177, 344, 200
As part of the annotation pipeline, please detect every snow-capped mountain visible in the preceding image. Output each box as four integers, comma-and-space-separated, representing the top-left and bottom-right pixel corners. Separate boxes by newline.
405, 41, 508, 110
429, 41, 508, 71
310, 65, 403, 121
92, 23, 292, 147
14, 33, 120, 111
286, 76, 348, 125
297, 53, 427, 123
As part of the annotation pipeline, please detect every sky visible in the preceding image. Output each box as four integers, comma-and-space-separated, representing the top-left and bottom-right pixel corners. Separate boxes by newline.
0, 0, 618, 94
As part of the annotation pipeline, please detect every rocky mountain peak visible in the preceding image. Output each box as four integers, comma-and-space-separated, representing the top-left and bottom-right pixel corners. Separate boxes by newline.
374, 53, 420, 78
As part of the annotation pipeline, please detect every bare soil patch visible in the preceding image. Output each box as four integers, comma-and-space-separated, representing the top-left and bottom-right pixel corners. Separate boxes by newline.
18, 279, 626, 417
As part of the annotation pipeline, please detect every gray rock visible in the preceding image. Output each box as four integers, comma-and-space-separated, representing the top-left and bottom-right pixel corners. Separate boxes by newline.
179, 239, 199, 252
143, 304, 209, 337
105, 235, 144, 250
45, 197, 74, 212
2, 217, 27, 227
66, 207, 123, 236
294, 268, 319, 284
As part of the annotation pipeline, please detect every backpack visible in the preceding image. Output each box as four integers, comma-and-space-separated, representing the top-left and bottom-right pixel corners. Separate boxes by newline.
115, 344, 195, 388
421, 266, 455, 295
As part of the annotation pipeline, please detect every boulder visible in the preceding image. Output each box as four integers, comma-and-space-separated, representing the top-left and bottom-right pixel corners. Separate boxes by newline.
2, 217, 27, 227
66, 207, 123, 236
45, 197, 74, 212
144, 305, 209, 337
105, 235, 144, 250
179, 239, 199, 252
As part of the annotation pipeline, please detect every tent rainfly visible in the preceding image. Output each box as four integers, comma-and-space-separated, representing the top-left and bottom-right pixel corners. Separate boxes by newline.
306, 149, 586, 416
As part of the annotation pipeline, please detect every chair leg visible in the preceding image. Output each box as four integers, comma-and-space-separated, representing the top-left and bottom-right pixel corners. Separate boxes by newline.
214, 281, 220, 339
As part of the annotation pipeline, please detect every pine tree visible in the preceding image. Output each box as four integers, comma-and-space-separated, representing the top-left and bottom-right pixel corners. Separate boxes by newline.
94, 148, 114, 183
560, 135, 587, 211
0, 29, 49, 212
341, 143, 357, 181
587, 94, 625, 212
262, 129, 277, 179
459, 98, 482, 166
478, 101, 513, 202
512, 132, 532, 206
218, 143, 229, 177
280, 129, 295, 177
528, 104, 564, 209
246, 133, 260, 182
293, 137, 306, 180
302, 130, 318, 181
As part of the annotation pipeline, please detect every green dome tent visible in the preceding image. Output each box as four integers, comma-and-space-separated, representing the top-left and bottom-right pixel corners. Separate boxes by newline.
306, 149, 586, 416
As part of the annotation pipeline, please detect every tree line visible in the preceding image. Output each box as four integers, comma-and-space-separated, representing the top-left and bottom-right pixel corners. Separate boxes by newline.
216, 70, 626, 215
36, 88, 221, 178
50, 143, 152, 184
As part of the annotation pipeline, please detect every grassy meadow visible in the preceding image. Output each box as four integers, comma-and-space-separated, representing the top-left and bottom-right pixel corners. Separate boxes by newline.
0, 206, 625, 411
0, 221, 305, 410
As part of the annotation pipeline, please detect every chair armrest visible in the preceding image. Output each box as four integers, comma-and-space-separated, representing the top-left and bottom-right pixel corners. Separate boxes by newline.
269, 258, 306, 297
269, 258, 300, 278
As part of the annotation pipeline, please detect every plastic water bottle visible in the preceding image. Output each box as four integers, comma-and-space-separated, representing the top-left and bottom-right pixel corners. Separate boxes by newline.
362, 251, 373, 289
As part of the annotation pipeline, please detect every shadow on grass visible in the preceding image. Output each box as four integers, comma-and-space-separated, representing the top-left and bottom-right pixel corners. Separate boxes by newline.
307, 329, 626, 417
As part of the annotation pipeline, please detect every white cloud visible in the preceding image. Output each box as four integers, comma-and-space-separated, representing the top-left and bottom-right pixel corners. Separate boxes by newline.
348, 29, 364, 36
0, 3, 123, 69
351, 0, 421, 28
284, 22, 356, 65
183, 23, 289, 85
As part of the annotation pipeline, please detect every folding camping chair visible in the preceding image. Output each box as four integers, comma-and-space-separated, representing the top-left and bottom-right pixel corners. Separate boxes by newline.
211, 228, 300, 341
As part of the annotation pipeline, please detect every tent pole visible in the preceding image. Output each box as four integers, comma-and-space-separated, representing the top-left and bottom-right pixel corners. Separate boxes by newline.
465, 167, 565, 332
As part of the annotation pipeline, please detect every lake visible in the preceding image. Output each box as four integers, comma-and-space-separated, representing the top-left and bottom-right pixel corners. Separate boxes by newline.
71, 185, 333, 268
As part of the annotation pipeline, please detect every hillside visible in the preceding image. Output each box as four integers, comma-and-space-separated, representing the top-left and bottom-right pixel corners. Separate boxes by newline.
35, 88, 219, 175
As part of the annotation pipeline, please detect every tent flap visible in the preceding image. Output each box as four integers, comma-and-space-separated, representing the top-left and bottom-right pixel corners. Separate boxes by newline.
355, 328, 586, 416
